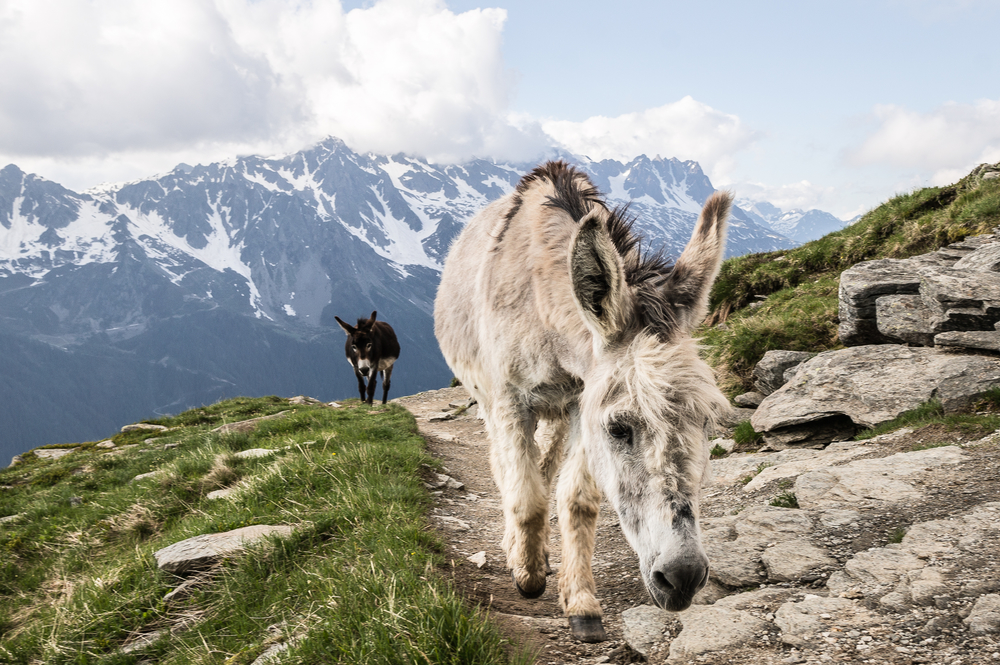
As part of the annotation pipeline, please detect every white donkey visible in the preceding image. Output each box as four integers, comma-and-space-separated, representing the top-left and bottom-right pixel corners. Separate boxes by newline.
434, 161, 731, 642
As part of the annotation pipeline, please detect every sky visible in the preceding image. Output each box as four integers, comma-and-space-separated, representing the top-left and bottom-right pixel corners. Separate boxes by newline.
1, 0, 999, 219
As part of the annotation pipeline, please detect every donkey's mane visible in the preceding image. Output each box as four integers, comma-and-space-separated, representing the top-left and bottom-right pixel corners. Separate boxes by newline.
510, 161, 681, 337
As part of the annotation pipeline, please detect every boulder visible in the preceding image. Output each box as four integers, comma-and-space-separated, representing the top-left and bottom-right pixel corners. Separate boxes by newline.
935, 330, 1000, 352
954, 243, 1000, 272
154, 525, 294, 575
875, 295, 938, 345
733, 391, 765, 408
751, 345, 1000, 447
838, 259, 925, 345
752, 351, 817, 396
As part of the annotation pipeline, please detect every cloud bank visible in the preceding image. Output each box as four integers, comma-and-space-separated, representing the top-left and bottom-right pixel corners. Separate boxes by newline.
851, 99, 1000, 185
541, 97, 761, 181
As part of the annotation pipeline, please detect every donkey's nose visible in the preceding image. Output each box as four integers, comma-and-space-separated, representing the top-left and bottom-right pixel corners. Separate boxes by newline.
649, 557, 709, 611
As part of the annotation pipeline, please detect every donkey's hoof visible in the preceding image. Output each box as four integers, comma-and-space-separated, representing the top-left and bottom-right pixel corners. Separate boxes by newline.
569, 616, 607, 643
511, 570, 545, 599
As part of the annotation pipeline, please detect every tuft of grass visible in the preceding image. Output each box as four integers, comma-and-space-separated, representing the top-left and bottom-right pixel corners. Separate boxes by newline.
855, 399, 946, 439
888, 526, 908, 544
701, 168, 1000, 394
769, 492, 799, 509
733, 420, 765, 447
709, 444, 729, 459
739, 462, 773, 486
449, 377, 462, 388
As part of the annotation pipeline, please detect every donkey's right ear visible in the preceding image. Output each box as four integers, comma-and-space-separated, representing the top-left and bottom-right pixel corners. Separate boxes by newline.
334, 316, 355, 335
569, 209, 629, 345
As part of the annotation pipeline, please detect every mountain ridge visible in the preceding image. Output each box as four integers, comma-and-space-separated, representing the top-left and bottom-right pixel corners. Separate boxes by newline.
0, 138, 809, 458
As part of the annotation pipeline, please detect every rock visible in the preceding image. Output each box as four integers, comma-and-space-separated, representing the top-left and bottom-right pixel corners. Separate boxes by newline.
919, 266, 1000, 311
154, 525, 294, 575
621, 605, 671, 658
794, 446, 964, 508
426, 473, 464, 490
876, 295, 938, 345
433, 515, 470, 531
288, 395, 323, 405
752, 351, 817, 396
467, 551, 487, 568
817, 509, 861, 528
8, 455, 22, 467
206, 488, 235, 500
954, 243, 1000, 272
34, 447, 76, 460
0, 514, 24, 525
702, 507, 815, 587
761, 540, 836, 582
131, 471, 160, 483
121, 423, 168, 433
839, 259, 926, 345
742, 441, 872, 492
121, 630, 168, 654
752, 345, 1000, 447
234, 448, 275, 459
668, 605, 769, 662
69, 496, 83, 507
774, 595, 872, 647
212, 411, 291, 435
965, 594, 1000, 634
934, 330, 1000, 351
95, 440, 117, 449
734, 392, 765, 408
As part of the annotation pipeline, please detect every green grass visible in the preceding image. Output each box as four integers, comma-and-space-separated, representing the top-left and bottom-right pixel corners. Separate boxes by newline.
709, 444, 729, 459
854, 396, 1000, 442
733, 420, 765, 448
769, 492, 799, 509
888, 526, 907, 544
701, 167, 1000, 394
739, 463, 773, 486
0, 397, 528, 665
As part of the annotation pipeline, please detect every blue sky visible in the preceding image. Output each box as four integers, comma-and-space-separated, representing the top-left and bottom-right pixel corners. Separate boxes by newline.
2, 0, 998, 218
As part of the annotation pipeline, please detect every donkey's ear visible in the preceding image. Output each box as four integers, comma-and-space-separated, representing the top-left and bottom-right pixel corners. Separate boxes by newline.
369, 310, 378, 323
660, 191, 731, 335
334, 316, 355, 335
569, 209, 629, 345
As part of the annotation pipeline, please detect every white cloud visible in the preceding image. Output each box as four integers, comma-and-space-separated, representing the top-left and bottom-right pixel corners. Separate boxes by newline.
732, 180, 840, 216
540, 97, 761, 181
851, 99, 1000, 184
0, 0, 546, 188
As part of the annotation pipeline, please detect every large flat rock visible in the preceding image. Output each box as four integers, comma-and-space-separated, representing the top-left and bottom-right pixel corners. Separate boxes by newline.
752, 345, 1000, 446
794, 446, 964, 508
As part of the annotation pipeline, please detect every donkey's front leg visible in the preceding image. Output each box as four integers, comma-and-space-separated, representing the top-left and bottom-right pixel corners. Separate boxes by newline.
556, 417, 606, 642
487, 397, 549, 598
364, 365, 378, 405
353, 366, 367, 402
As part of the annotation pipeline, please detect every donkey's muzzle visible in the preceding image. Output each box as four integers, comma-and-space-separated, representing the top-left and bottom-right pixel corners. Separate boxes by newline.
647, 555, 709, 612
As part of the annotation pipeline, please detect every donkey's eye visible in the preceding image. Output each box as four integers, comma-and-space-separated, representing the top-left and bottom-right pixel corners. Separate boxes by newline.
607, 420, 632, 443
351, 345, 357, 351
366, 343, 372, 350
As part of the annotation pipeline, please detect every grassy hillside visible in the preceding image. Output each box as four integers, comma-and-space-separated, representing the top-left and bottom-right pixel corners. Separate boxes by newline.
702, 163, 1000, 395
0, 397, 527, 665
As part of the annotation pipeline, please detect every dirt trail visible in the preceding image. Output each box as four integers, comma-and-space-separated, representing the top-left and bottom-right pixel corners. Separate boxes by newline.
396, 386, 649, 664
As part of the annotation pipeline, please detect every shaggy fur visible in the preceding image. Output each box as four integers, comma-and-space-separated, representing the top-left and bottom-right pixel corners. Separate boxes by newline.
434, 161, 731, 640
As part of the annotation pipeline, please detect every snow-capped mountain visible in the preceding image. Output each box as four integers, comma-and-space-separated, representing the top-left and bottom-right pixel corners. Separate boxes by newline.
0, 138, 794, 457
738, 199, 848, 243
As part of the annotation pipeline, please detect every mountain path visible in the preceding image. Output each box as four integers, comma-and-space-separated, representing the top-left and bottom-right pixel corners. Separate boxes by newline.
396, 386, 647, 664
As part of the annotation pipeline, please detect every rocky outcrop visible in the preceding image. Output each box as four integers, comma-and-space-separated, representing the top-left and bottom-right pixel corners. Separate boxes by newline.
750, 345, 1000, 448
839, 233, 1000, 347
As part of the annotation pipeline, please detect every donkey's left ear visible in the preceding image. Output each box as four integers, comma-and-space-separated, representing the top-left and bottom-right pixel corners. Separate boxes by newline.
569, 209, 630, 345
334, 316, 355, 335
369, 310, 378, 323
659, 191, 731, 336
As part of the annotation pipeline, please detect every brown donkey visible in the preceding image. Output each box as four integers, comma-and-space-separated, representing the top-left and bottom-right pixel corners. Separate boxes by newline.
434, 161, 731, 642
334, 310, 400, 405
